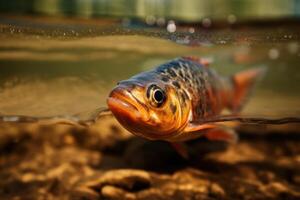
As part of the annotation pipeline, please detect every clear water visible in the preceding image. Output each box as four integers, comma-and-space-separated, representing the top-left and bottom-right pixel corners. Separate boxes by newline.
0, 15, 299, 121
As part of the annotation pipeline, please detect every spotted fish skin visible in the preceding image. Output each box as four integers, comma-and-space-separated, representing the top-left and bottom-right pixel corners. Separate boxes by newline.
154, 57, 231, 121
107, 57, 265, 142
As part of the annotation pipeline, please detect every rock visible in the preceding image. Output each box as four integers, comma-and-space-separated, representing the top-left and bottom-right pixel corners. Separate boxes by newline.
210, 183, 225, 197
84, 169, 152, 192
1, 119, 300, 199
101, 185, 136, 200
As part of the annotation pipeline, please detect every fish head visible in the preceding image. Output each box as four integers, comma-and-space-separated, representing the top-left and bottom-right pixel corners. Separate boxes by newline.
107, 75, 190, 140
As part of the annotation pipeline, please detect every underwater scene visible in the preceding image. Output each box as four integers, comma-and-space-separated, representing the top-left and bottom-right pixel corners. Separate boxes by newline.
0, 1, 300, 199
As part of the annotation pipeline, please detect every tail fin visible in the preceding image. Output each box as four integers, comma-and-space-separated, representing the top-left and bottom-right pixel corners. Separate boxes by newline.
229, 67, 267, 113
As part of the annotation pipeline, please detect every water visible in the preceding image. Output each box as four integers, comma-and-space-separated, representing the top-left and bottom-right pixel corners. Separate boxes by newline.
0, 15, 299, 124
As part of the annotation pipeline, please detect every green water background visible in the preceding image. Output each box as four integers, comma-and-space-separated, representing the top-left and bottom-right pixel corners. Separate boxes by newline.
0, 0, 299, 118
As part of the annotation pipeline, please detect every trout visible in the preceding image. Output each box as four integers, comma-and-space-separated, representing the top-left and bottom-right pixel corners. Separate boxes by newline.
107, 57, 265, 157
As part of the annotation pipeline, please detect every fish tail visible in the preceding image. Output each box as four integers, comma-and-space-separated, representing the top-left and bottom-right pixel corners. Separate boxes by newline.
228, 67, 267, 113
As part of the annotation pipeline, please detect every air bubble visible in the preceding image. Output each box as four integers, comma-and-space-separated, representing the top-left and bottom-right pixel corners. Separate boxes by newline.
157, 17, 165, 26
167, 20, 176, 33
287, 42, 298, 54
188, 27, 195, 34
227, 14, 237, 24
145, 15, 156, 25
202, 18, 211, 28
268, 48, 280, 60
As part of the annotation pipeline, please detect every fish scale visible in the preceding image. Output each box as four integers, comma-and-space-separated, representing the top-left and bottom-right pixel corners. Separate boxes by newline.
157, 58, 225, 120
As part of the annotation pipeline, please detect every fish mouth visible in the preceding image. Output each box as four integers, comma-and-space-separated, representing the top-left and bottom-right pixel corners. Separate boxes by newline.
107, 87, 141, 121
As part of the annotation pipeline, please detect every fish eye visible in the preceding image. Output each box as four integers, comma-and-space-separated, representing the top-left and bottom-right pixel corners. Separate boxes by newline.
147, 84, 166, 107
153, 89, 164, 103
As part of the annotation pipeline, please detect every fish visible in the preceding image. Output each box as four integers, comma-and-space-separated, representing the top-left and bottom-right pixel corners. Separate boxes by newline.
107, 56, 266, 157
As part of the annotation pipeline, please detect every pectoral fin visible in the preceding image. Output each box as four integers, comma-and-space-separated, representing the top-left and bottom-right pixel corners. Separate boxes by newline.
183, 123, 216, 133
204, 126, 238, 143
171, 123, 237, 158
184, 122, 238, 143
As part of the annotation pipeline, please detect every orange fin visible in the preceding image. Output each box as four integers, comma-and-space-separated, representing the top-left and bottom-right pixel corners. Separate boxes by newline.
170, 142, 189, 159
183, 123, 216, 133
204, 126, 238, 143
182, 56, 213, 67
230, 67, 267, 113
184, 122, 238, 143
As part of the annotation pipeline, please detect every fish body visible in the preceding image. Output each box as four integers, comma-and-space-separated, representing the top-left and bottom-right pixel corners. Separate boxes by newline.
107, 57, 265, 143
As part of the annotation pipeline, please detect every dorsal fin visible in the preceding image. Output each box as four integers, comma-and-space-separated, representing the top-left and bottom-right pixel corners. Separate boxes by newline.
229, 67, 267, 113
182, 56, 213, 67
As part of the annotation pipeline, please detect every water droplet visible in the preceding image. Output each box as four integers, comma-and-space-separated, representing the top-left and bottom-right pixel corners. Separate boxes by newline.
202, 18, 211, 28
188, 27, 195, 34
268, 48, 280, 60
167, 20, 176, 33
145, 15, 156, 25
157, 17, 165, 26
287, 42, 298, 54
227, 14, 237, 24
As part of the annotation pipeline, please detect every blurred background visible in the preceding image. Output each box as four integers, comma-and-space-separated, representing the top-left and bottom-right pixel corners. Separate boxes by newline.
0, 0, 299, 118
1, 0, 300, 20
